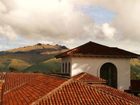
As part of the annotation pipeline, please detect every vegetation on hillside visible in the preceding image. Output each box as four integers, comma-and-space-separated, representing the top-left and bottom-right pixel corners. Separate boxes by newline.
0, 43, 67, 73
24, 58, 61, 74
130, 59, 140, 80
0, 43, 140, 80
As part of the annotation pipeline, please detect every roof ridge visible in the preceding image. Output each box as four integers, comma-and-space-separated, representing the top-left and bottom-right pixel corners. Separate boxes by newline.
92, 84, 140, 105
31, 78, 74, 105
32, 80, 140, 105
75, 81, 140, 105
74, 82, 139, 104
76, 72, 87, 80
74, 72, 106, 83
94, 84, 128, 96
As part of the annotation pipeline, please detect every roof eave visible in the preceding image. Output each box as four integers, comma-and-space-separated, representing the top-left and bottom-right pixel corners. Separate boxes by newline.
71, 54, 139, 58
56, 54, 139, 59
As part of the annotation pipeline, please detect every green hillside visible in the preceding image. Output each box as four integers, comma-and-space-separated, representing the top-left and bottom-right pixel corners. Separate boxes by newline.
24, 58, 61, 74
0, 53, 55, 64
8, 59, 31, 72
0, 43, 67, 73
130, 59, 140, 80
0, 58, 31, 72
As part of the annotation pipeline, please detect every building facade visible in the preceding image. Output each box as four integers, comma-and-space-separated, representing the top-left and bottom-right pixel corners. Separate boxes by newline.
56, 41, 139, 90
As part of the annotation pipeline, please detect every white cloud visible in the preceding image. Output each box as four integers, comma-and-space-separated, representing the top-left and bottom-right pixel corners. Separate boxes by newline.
0, 0, 94, 40
0, 1, 6, 12
0, 25, 17, 40
102, 23, 116, 39
0, 0, 140, 53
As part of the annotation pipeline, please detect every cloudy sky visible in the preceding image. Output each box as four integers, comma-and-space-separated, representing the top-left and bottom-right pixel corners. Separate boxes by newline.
0, 0, 140, 53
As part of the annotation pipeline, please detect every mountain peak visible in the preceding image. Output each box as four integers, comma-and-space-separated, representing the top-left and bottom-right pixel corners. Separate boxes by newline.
36, 43, 43, 46
6, 43, 68, 53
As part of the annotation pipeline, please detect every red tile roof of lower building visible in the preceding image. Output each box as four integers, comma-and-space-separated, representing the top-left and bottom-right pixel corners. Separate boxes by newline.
0, 72, 140, 105
32, 81, 140, 105
1, 73, 67, 105
3, 73, 41, 93
73, 72, 106, 84
92, 84, 140, 104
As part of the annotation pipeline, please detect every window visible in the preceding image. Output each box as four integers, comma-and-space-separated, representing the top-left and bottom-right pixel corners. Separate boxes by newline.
65, 62, 67, 73
62, 63, 64, 73
62, 62, 71, 75
100, 63, 117, 88
68, 62, 71, 74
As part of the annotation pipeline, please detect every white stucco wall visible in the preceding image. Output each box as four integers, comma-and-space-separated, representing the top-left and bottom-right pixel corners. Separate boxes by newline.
71, 57, 130, 90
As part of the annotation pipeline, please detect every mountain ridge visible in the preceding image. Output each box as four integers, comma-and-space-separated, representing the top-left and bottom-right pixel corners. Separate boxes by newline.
5, 43, 68, 53
0, 43, 68, 73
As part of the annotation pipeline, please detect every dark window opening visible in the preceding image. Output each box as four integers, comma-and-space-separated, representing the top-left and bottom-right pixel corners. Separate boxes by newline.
62, 63, 64, 73
100, 63, 117, 88
65, 62, 67, 73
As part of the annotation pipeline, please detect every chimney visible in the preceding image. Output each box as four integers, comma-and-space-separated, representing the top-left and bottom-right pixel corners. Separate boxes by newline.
0, 80, 4, 105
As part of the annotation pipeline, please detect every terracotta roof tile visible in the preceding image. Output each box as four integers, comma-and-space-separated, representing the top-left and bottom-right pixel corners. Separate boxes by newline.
0, 73, 6, 80
4, 73, 40, 93
32, 81, 140, 105
56, 41, 139, 58
2, 73, 67, 105
1, 73, 140, 105
92, 84, 140, 104
73, 72, 106, 84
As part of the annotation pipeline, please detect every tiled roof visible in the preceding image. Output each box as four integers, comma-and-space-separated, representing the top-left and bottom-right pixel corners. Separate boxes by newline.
32, 81, 140, 105
73, 72, 106, 84
3, 73, 41, 93
1, 73, 67, 105
56, 41, 139, 58
0, 72, 140, 105
92, 84, 140, 104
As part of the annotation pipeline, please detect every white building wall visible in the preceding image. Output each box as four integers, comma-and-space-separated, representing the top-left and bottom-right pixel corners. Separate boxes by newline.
71, 57, 130, 90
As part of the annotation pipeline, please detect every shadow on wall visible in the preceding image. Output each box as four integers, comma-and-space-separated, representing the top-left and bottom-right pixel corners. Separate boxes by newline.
72, 63, 97, 76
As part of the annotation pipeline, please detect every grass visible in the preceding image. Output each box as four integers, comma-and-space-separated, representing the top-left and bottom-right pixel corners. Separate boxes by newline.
24, 58, 61, 74
0, 53, 49, 64
8, 59, 31, 71
0, 58, 31, 72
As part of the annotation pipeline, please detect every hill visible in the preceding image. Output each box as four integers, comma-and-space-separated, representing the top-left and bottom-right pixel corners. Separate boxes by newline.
7, 43, 67, 52
24, 58, 61, 74
0, 43, 68, 73
130, 59, 140, 79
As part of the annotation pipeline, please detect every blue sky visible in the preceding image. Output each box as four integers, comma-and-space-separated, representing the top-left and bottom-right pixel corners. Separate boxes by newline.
81, 5, 116, 24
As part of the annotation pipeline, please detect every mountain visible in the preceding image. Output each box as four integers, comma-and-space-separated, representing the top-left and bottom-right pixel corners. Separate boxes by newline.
7, 43, 67, 53
0, 43, 68, 73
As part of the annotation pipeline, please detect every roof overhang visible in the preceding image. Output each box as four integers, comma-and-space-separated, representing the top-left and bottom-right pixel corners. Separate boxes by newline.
55, 41, 140, 59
